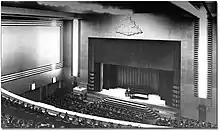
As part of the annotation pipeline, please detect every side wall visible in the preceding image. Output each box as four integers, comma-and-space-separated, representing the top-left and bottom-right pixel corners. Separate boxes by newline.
1, 22, 64, 95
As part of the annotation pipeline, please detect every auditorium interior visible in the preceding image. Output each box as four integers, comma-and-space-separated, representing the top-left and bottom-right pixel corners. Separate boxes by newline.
1, 1, 217, 128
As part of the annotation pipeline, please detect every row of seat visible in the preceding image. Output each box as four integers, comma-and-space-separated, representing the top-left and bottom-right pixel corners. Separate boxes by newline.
155, 116, 217, 128
91, 98, 160, 121
43, 91, 161, 125
1, 95, 140, 128
103, 97, 160, 118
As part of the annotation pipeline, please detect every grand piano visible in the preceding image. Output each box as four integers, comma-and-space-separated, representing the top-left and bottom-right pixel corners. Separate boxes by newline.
127, 86, 158, 99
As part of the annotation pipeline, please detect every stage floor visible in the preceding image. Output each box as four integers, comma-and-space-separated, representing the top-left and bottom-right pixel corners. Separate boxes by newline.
93, 88, 178, 117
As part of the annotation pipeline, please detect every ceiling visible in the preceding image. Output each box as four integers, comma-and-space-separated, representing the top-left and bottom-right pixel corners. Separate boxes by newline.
1, 1, 217, 18
190, 1, 217, 17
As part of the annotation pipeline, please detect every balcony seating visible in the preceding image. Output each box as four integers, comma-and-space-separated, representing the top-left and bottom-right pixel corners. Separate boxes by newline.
1, 93, 145, 128
155, 116, 217, 128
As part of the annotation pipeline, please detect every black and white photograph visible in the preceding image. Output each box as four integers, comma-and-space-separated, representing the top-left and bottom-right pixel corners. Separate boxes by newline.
1, 1, 218, 129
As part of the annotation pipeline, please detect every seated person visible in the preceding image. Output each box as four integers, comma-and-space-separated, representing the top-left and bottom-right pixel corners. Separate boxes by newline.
18, 120, 23, 128
34, 108, 40, 118
2, 98, 7, 108
79, 117, 86, 126
85, 119, 93, 127
12, 118, 20, 128
63, 112, 70, 123
71, 116, 79, 125
19, 102, 26, 111
109, 122, 114, 128
10, 99, 17, 108
44, 109, 50, 119
25, 104, 30, 113
55, 112, 62, 121
15, 100, 20, 109
127, 124, 133, 128
103, 123, 109, 128
201, 121, 206, 128
47, 122, 55, 128
23, 120, 30, 128
2, 113, 7, 120
97, 121, 104, 128
29, 105, 35, 114
35, 121, 42, 128
4, 97, 10, 106
8, 115, 13, 123
212, 124, 217, 128
7, 97, 11, 102
38, 108, 43, 114
116, 124, 122, 128
125, 88, 129, 97
207, 122, 212, 128
28, 120, 35, 128
7, 116, 14, 128
93, 120, 99, 128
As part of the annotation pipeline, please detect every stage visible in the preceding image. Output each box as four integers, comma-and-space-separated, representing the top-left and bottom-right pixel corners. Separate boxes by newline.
92, 88, 179, 117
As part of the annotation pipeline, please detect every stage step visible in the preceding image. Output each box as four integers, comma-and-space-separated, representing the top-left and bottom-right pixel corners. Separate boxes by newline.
105, 97, 152, 108
104, 97, 147, 108
103, 95, 151, 107
104, 97, 154, 111
101, 97, 160, 119
102, 99, 149, 113
103, 98, 154, 113
92, 89, 177, 118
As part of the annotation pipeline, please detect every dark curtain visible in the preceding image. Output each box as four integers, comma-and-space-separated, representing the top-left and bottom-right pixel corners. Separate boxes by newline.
173, 44, 181, 86
103, 64, 118, 89
158, 70, 174, 106
93, 62, 101, 91
117, 65, 160, 93
115, 65, 174, 106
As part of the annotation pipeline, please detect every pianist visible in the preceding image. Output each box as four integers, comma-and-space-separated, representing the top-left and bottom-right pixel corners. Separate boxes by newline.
125, 88, 131, 97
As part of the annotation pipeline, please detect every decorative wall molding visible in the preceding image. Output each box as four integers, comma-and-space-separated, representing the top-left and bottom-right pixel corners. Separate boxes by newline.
116, 16, 143, 36
1, 20, 63, 26
1, 63, 63, 83
207, 18, 213, 100
193, 19, 199, 97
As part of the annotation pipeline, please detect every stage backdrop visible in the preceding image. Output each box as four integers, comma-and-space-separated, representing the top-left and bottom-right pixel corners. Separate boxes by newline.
2, 26, 61, 75
89, 38, 180, 86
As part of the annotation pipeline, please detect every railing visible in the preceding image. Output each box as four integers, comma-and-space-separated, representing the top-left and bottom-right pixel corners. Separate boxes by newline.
1, 88, 168, 128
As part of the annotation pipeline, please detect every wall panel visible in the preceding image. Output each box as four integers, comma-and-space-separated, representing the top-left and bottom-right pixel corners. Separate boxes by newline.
1, 21, 63, 94
2, 26, 61, 75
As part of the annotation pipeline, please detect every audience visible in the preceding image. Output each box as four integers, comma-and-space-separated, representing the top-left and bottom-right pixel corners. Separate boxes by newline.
1, 96, 140, 128
42, 91, 217, 128
43, 92, 159, 124
155, 116, 217, 128
1, 89, 217, 129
